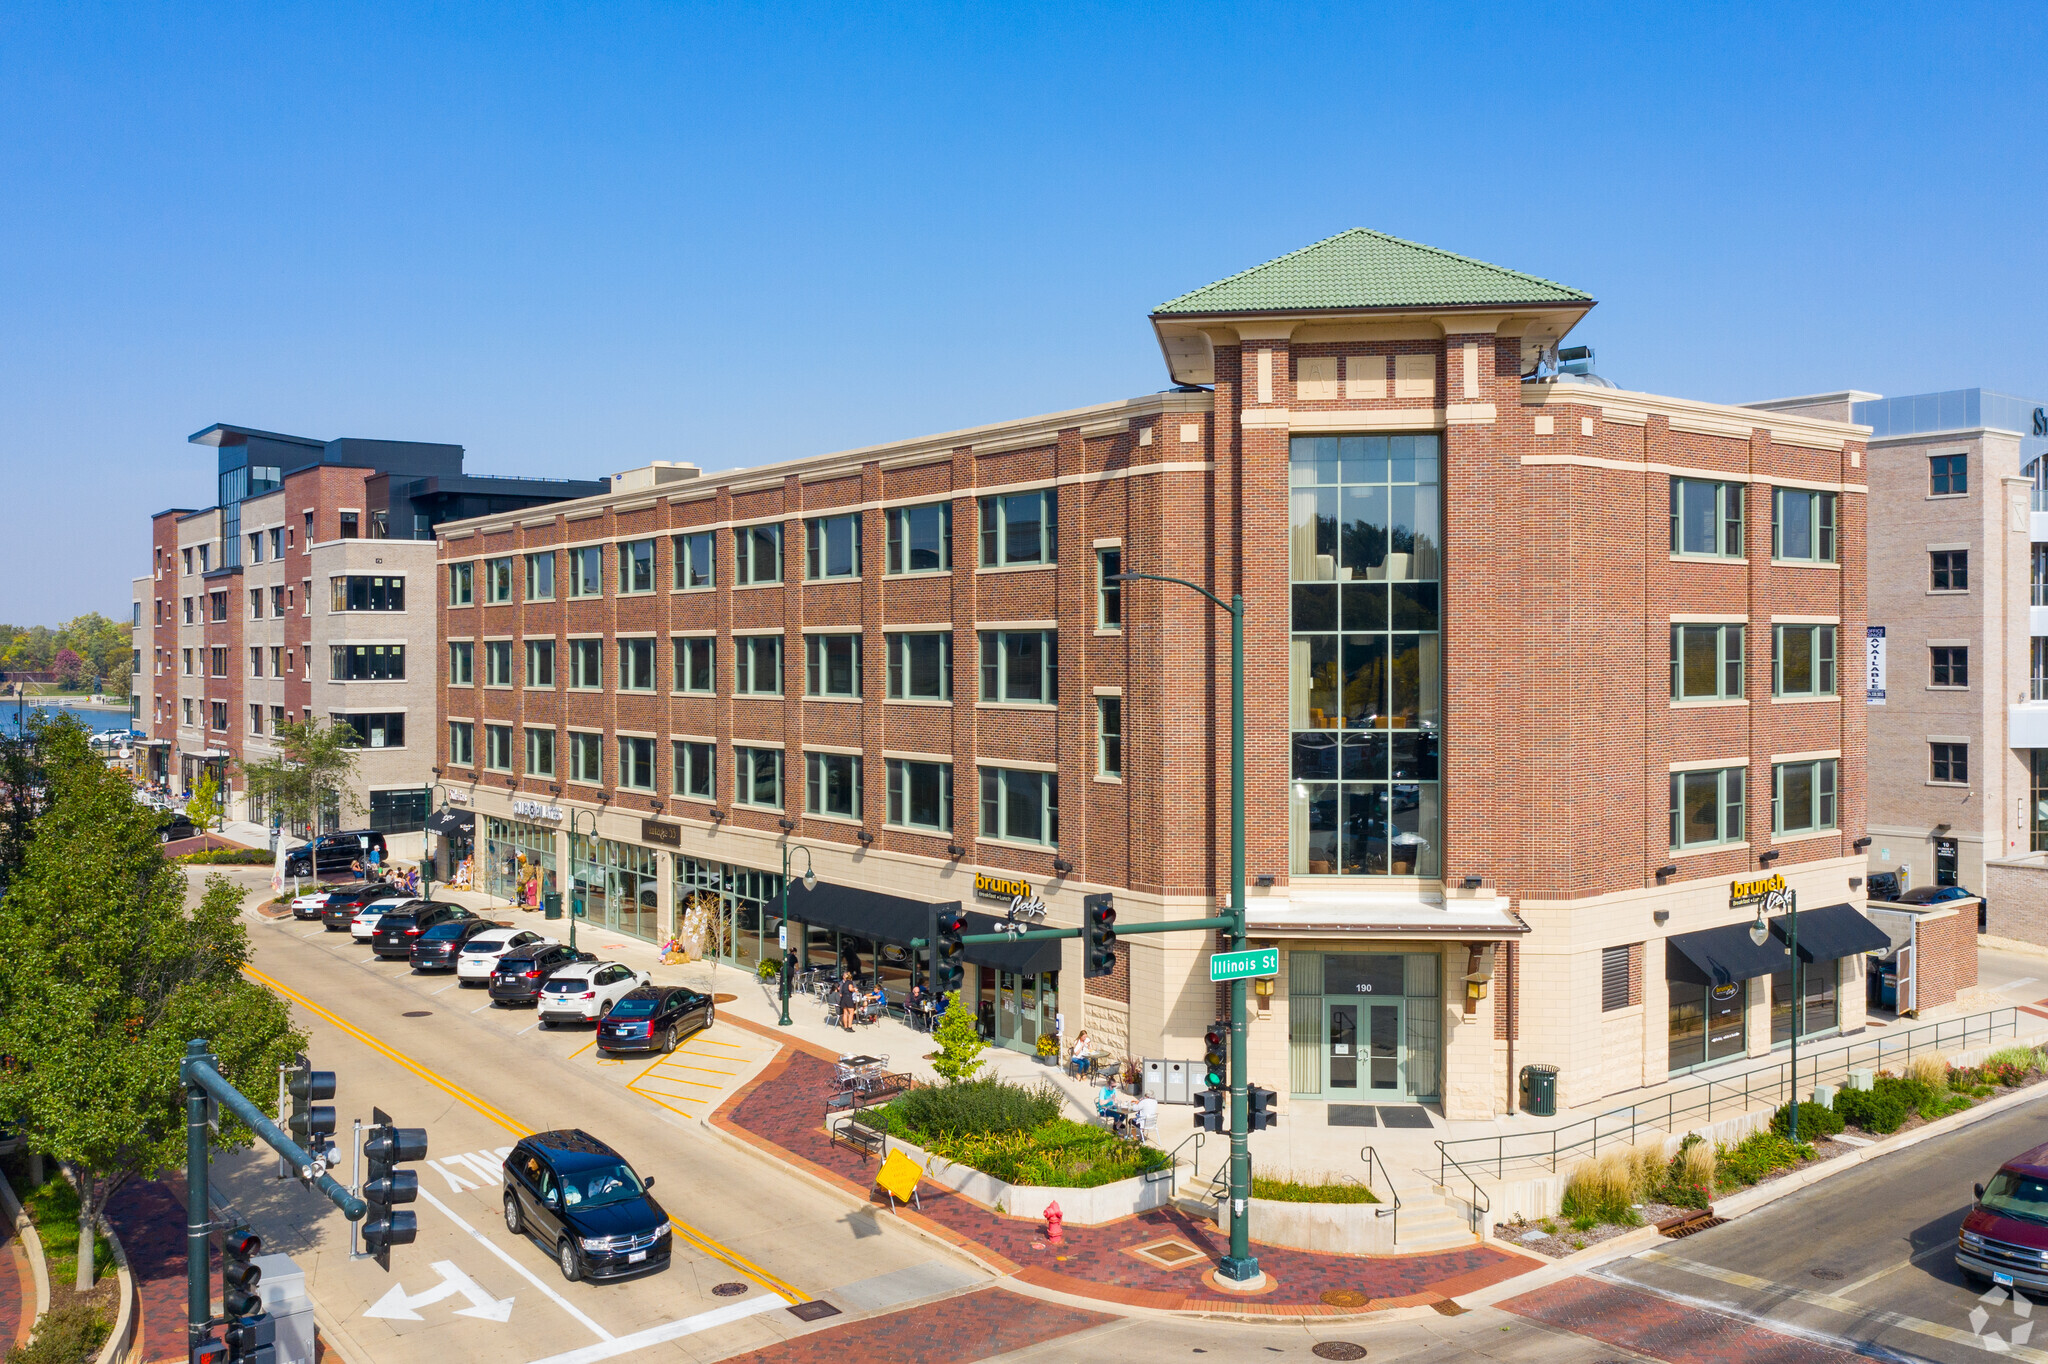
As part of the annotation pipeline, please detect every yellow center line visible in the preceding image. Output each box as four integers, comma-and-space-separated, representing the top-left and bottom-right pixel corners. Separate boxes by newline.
241, 965, 805, 1303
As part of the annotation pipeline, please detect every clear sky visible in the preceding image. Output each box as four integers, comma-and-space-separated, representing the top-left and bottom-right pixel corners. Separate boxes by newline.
3, 2, 2044, 621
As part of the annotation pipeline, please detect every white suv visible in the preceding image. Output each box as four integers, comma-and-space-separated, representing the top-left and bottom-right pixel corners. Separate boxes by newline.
456, 928, 557, 985
537, 962, 650, 1028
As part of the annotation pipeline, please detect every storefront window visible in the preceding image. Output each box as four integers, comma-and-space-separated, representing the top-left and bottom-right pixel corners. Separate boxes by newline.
674, 857, 782, 969
485, 816, 557, 907
1771, 959, 1840, 1045
1284, 949, 1441, 1101
570, 834, 660, 943
2032, 749, 2048, 852
1668, 979, 1747, 1073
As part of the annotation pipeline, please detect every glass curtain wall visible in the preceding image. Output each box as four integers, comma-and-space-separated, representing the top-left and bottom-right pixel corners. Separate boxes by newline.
570, 834, 661, 942
485, 817, 557, 906
674, 857, 784, 969
1284, 949, 1441, 1101
1289, 434, 1442, 877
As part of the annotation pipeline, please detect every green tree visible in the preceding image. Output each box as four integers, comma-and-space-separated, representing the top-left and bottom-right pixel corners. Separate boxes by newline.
185, 769, 222, 832
239, 719, 360, 834
0, 720, 303, 1290
930, 991, 988, 1083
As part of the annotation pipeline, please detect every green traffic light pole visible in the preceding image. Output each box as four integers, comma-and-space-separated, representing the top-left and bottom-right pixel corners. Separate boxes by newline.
962, 570, 1259, 1286
1750, 887, 1801, 1141
182, 1040, 366, 1352
778, 842, 818, 1027
421, 782, 453, 902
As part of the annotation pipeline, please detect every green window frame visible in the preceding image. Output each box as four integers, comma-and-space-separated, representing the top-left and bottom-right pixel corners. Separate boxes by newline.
618, 736, 656, 791
673, 531, 714, 590
525, 727, 556, 778
1772, 758, 1838, 834
568, 545, 604, 597
979, 630, 1057, 704
735, 746, 783, 808
448, 641, 474, 686
447, 721, 474, 768
979, 489, 1057, 567
448, 562, 474, 605
673, 637, 714, 693
805, 514, 862, 580
1772, 624, 1836, 697
1670, 478, 1745, 558
979, 766, 1058, 846
1771, 488, 1838, 563
1670, 767, 1745, 850
1097, 696, 1122, 777
483, 641, 513, 687
735, 523, 783, 585
525, 551, 555, 601
805, 634, 861, 697
886, 503, 952, 574
569, 732, 603, 786
568, 639, 603, 690
735, 636, 783, 695
1098, 548, 1122, 627
672, 741, 714, 799
484, 724, 514, 772
619, 638, 656, 692
886, 632, 951, 700
804, 752, 862, 819
484, 557, 514, 603
618, 539, 656, 594
886, 759, 952, 831
525, 640, 555, 689
1671, 623, 1744, 700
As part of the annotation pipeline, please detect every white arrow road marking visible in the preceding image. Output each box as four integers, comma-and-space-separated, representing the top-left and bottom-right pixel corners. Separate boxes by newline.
364, 1261, 515, 1323
521, 1296, 785, 1364
428, 1159, 480, 1194
416, 1186, 612, 1341
1999, 977, 2040, 992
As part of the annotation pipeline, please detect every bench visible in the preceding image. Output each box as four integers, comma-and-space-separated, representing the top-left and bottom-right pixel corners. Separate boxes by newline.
830, 1116, 886, 1161
824, 1072, 914, 1114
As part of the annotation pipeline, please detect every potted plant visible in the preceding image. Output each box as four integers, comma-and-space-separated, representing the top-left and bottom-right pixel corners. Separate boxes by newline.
1035, 1033, 1059, 1066
1121, 1057, 1144, 1096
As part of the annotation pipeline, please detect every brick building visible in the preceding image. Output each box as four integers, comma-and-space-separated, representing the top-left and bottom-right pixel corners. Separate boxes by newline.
135, 424, 602, 843
433, 230, 1887, 1119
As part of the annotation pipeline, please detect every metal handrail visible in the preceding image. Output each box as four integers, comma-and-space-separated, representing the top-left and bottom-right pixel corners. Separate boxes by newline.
1151, 1129, 1204, 1184
1435, 1142, 1490, 1234
1440, 1004, 2023, 1182
1360, 1144, 1401, 1243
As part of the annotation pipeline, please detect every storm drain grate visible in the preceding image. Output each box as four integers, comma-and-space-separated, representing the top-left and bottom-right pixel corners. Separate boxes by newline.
1312, 1344, 1368, 1361
1431, 1299, 1468, 1316
711, 1282, 749, 1297
1809, 1268, 1844, 1281
1319, 1289, 1371, 1308
1661, 1216, 1726, 1239
402, 1011, 432, 1018
787, 1300, 840, 1322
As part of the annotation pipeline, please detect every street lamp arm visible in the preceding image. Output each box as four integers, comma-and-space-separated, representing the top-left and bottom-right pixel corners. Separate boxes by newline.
1107, 571, 1236, 617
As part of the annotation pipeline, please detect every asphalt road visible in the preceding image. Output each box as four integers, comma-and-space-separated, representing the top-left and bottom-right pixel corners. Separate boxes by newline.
1600, 1092, 2048, 1362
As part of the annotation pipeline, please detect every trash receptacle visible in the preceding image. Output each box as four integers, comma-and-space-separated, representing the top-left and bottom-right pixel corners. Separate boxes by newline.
543, 892, 562, 920
1519, 1063, 1558, 1116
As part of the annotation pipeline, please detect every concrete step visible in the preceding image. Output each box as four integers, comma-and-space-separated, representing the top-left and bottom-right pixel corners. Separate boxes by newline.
1172, 1182, 1479, 1250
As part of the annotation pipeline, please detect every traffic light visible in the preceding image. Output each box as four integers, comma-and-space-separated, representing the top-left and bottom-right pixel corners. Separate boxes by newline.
932, 905, 966, 996
192, 1337, 229, 1364
1202, 1020, 1229, 1090
220, 1225, 262, 1319
285, 1057, 337, 1175
1083, 893, 1117, 979
223, 1312, 274, 1364
361, 1106, 426, 1271
1194, 1089, 1225, 1133
1248, 1085, 1278, 1132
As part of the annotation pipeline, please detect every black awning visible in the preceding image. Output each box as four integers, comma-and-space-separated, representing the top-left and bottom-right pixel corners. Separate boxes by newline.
961, 909, 1063, 977
782, 880, 948, 948
1666, 921, 1791, 987
1774, 902, 1893, 964
426, 808, 475, 838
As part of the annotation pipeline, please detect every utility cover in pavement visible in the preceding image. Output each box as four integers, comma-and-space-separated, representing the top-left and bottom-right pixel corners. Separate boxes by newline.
1327, 1105, 1378, 1126
787, 1300, 841, 1321
1377, 1106, 1433, 1128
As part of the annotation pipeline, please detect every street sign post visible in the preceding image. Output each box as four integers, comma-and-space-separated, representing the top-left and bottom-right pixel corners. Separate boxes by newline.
1209, 947, 1278, 983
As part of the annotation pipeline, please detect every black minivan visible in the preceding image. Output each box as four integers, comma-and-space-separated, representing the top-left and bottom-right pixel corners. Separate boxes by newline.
502, 1130, 669, 1282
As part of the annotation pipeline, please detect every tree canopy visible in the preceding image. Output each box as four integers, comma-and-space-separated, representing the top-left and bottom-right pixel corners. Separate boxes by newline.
240, 718, 362, 833
0, 614, 131, 696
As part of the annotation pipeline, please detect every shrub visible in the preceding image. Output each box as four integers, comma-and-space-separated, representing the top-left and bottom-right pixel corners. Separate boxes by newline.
1250, 1172, 1378, 1204
176, 847, 273, 865
1769, 1100, 1844, 1140
1660, 1136, 1715, 1209
1876, 1073, 1936, 1117
1623, 1144, 1665, 1204
1907, 1052, 1950, 1094
929, 992, 988, 1083
6, 1300, 109, 1364
1714, 1130, 1812, 1189
1559, 1150, 1642, 1226
1982, 1048, 2046, 1087
755, 958, 780, 982
880, 1077, 1061, 1138
1833, 1084, 1907, 1134
892, 1119, 1170, 1188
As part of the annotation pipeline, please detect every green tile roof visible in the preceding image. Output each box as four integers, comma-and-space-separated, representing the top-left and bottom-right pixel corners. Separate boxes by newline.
1153, 228, 1593, 315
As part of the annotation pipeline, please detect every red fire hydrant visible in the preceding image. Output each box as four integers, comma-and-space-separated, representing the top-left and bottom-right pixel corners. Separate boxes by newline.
1043, 1201, 1064, 1245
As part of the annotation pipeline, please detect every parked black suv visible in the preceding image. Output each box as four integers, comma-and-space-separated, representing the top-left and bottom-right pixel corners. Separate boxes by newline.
409, 918, 498, 971
284, 830, 389, 878
157, 813, 198, 843
371, 903, 474, 960
597, 987, 715, 1056
502, 1130, 668, 1282
490, 944, 594, 1005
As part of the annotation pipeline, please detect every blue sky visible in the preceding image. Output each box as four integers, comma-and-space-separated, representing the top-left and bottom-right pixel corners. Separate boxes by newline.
3, 2, 2044, 620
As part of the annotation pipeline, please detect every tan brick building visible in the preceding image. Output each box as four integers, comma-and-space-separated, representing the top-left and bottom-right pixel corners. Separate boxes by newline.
435, 230, 1886, 1120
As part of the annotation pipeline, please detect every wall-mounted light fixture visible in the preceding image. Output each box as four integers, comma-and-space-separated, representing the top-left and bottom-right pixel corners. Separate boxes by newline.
1853, 836, 1873, 851
778, 818, 796, 832
857, 830, 874, 844
1052, 857, 1074, 874
1253, 873, 1276, 888
1654, 864, 1678, 880
1461, 874, 1483, 890
1934, 822, 1952, 834
708, 807, 726, 820
1653, 909, 1670, 925
946, 844, 966, 859
1252, 977, 1276, 1013
1759, 848, 1781, 864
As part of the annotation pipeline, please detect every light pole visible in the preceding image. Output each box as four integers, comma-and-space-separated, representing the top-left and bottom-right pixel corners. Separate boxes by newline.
422, 782, 452, 902
567, 808, 601, 952
1750, 888, 1799, 1140
778, 843, 818, 1027
1109, 571, 1258, 1285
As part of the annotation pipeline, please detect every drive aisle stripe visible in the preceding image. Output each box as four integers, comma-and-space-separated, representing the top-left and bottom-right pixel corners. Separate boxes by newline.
241, 965, 806, 1303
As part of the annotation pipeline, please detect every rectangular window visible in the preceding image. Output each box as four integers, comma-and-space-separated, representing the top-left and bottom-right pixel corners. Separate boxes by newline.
2035, 638, 2048, 702
479, 641, 510, 687
270, 705, 286, 733
248, 647, 263, 677
2035, 546, 2048, 607
672, 741, 714, 799
735, 523, 783, 585
183, 698, 193, 727
211, 646, 227, 677
805, 514, 862, 579
805, 751, 862, 818
270, 586, 286, 616
210, 591, 227, 621
268, 647, 282, 676
1931, 453, 1967, 496
525, 727, 556, 778
735, 746, 783, 808
199, 545, 210, 571
484, 557, 514, 603
1669, 478, 1745, 557
886, 504, 952, 574
886, 759, 952, 831
525, 640, 555, 688
1931, 645, 1968, 688
1772, 624, 1836, 698
673, 637, 714, 693
334, 713, 406, 749
1601, 945, 1634, 1012
183, 597, 193, 624
525, 552, 555, 601
484, 725, 514, 772
1931, 742, 1968, 785
1671, 624, 1745, 701
568, 639, 603, 689
618, 736, 655, 790
1773, 758, 1838, 834
1771, 488, 1838, 563
249, 589, 262, 619
1670, 767, 1745, 850
979, 631, 1057, 703
302, 511, 312, 545
673, 532, 714, 590
979, 489, 1057, 567
1098, 696, 1122, 777
618, 539, 656, 594
735, 636, 783, 695
570, 732, 603, 785
1098, 548, 1122, 628
805, 634, 862, 697
448, 641, 474, 686
210, 701, 227, 731
1931, 550, 1968, 592
619, 638, 656, 691
569, 546, 603, 597
339, 512, 359, 539
887, 632, 951, 700
249, 532, 263, 564
181, 549, 192, 575
250, 703, 263, 734
979, 767, 1058, 846
449, 562, 474, 605
182, 648, 192, 675
268, 527, 283, 560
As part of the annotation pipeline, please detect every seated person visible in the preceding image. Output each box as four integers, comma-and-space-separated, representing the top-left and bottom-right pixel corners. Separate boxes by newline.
1134, 1093, 1159, 1138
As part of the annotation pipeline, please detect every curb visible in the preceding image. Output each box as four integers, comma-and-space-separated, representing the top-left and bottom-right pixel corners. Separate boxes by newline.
0, 1168, 51, 1334
91, 1212, 136, 1364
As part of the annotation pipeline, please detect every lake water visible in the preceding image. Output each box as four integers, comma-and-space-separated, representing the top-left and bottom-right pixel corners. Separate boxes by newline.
3, 699, 136, 737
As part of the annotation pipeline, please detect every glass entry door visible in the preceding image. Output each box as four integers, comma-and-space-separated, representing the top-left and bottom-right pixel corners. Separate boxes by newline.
1327, 999, 1402, 1094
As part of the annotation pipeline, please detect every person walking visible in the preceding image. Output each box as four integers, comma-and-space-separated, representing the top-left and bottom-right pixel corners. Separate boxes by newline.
837, 975, 858, 1032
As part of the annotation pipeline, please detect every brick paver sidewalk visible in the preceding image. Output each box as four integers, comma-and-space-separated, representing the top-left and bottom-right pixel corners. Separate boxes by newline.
720, 1285, 1111, 1363
1501, 1275, 1867, 1363
713, 1022, 1538, 1317
106, 1176, 207, 1364
2, 1216, 28, 1349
